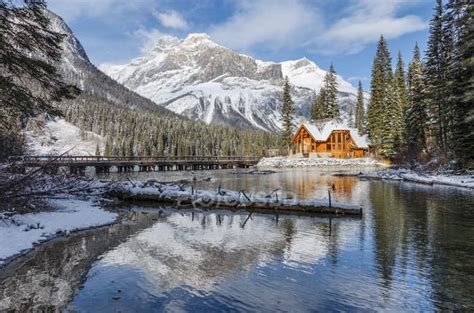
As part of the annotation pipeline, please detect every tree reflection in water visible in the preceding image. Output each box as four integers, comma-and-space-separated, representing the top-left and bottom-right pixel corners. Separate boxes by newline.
0, 168, 473, 311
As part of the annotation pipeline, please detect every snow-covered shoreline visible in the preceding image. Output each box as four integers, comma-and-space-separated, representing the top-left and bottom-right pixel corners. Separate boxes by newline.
257, 157, 383, 168
0, 198, 117, 266
359, 169, 474, 190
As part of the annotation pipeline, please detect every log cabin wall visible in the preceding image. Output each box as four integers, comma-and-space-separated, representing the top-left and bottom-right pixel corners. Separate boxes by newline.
291, 125, 367, 158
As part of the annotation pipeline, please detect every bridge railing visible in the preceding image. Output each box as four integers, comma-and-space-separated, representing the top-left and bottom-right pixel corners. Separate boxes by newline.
11, 155, 261, 163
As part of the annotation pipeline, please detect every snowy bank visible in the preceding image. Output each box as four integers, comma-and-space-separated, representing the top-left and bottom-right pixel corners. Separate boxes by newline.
359, 169, 474, 190
0, 199, 117, 265
257, 157, 382, 168
25, 117, 105, 156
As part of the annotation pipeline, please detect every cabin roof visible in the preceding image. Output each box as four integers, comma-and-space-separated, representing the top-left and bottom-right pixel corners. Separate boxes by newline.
295, 120, 370, 149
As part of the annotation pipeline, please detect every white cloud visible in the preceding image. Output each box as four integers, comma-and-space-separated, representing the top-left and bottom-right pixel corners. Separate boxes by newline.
314, 0, 427, 54
153, 10, 188, 30
134, 28, 178, 53
209, 0, 427, 56
209, 0, 322, 53
135, 28, 163, 53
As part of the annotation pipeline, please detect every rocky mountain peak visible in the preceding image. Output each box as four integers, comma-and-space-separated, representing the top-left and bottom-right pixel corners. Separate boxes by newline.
184, 33, 213, 44
103, 32, 361, 132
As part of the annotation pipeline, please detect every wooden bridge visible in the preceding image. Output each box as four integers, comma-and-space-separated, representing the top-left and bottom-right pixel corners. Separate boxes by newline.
12, 155, 261, 174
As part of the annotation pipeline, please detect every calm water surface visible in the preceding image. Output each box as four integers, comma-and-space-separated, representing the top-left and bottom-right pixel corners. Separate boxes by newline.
1, 168, 474, 311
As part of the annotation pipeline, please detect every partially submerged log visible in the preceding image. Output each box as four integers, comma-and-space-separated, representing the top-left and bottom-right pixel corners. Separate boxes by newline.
108, 181, 363, 217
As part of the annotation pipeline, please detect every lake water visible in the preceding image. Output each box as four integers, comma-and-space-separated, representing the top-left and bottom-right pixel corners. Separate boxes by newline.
1, 168, 473, 311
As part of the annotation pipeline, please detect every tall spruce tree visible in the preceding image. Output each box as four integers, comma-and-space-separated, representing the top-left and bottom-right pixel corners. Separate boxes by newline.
425, 0, 449, 153
104, 137, 113, 156
395, 51, 409, 112
348, 105, 354, 128
280, 76, 295, 148
311, 88, 327, 121
381, 78, 403, 158
406, 44, 428, 155
355, 81, 365, 133
445, 0, 473, 167
368, 35, 392, 149
323, 64, 340, 119
394, 51, 409, 147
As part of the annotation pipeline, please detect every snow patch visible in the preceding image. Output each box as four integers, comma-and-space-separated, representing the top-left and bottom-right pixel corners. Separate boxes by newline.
258, 157, 381, 168
0, 199, 117, 265
25, 117, 105, 156
360, 169, 474, 190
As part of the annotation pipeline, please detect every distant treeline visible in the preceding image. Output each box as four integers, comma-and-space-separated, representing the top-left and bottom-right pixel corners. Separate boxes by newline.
58, 94, 281, 157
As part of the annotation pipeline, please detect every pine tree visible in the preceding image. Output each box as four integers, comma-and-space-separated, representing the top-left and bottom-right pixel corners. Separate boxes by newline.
395, 51, 409, 112
355, 81, 365, 133
323, 64, 340, 119
280, 76, 295, 148
406, 44, 428, 156
381, 78, 403, 158
394, 51, 409, 147
104, 137, 113, 156
368, 35, 392, 149
425, 0, 449, 153
348, 105, 354, 128
445, 0, 474, 167
311, 88, 326, 121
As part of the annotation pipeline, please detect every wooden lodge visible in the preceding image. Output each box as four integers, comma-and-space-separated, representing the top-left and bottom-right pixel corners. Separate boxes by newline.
291, 120, 370, 159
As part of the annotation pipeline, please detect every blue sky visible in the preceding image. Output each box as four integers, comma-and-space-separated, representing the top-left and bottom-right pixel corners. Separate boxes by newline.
47, 0, 436, 90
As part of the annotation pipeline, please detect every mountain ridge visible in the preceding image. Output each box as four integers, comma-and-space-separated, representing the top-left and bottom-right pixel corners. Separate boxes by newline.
101, 33, 363, 131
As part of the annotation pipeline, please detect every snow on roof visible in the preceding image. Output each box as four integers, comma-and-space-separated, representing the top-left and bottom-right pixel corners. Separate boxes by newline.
298, 120, 370, 149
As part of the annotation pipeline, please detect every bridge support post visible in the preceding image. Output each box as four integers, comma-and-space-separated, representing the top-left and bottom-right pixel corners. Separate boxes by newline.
69, 166, 86, 176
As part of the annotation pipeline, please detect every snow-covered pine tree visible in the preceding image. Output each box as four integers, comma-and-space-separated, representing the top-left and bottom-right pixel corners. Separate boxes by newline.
311, 88, 326, 121
425, 0, 449, 154
395, 52, 409, 113
445, 0, 473, 167
323, 64, 339, 119
348, 105, 354, 128
368, 36, 392, 148
406, 44, 428, 156
395, 51, 409, 146
381, 78, 403, 158
355, 81, 365, 133
280, 76, 295, 148
104, 137, 113, 156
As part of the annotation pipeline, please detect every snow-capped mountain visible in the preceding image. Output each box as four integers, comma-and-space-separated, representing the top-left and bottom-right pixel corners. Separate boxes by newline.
102, 33, 362, 132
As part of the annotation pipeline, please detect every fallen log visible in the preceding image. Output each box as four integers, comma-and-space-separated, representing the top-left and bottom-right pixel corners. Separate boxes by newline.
108, 182, 363, 217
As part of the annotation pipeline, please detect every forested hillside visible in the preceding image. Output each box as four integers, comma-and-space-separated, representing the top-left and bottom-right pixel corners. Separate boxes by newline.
57, 95, 280, 157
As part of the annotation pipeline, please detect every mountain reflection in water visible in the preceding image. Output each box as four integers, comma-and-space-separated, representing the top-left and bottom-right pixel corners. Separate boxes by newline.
0, 168, 473, 312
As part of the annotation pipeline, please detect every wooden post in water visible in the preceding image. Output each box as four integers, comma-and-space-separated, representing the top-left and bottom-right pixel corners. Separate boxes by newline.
328, 189, 332, 208
329, 217, 332, 236
241, 212, 253, 228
